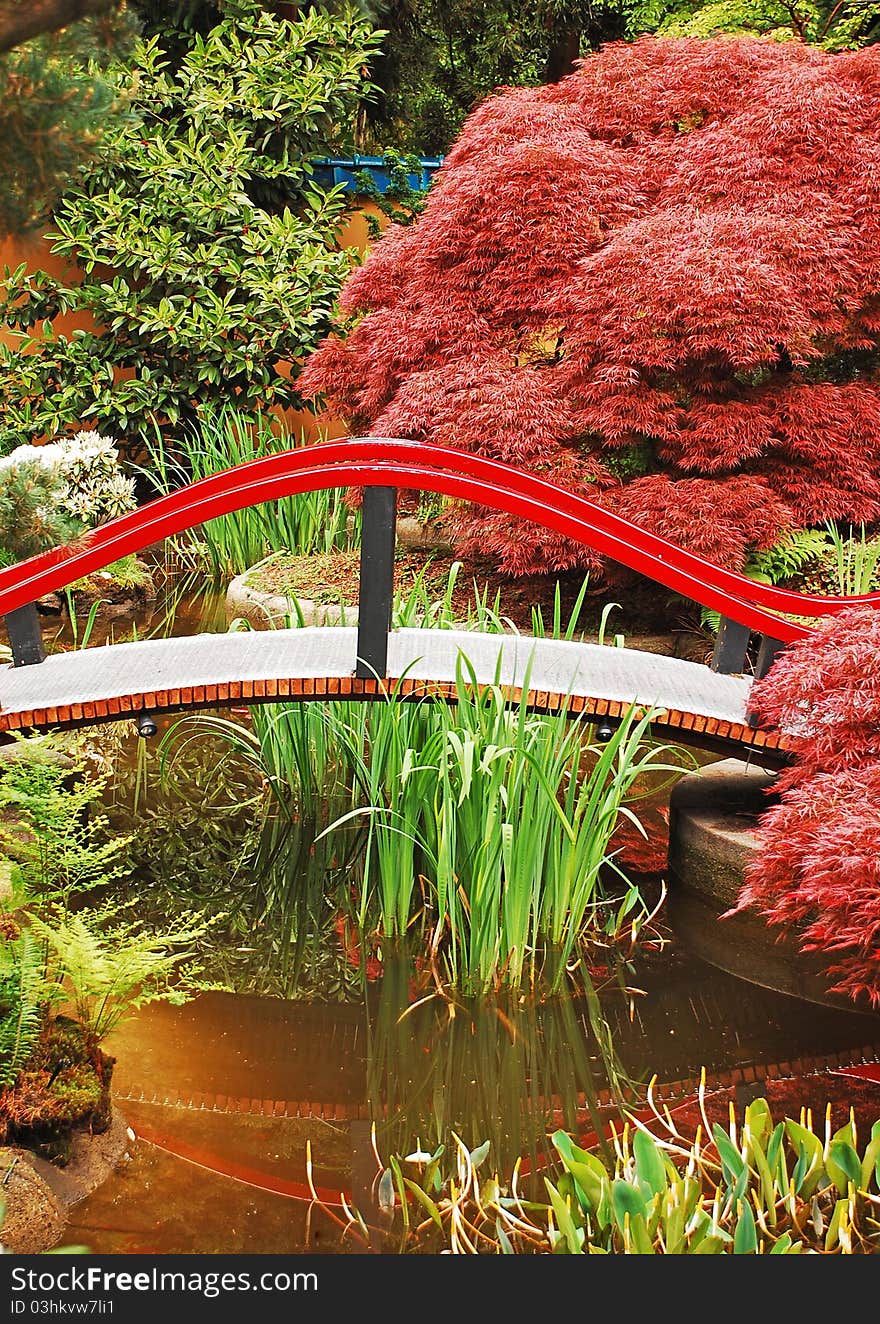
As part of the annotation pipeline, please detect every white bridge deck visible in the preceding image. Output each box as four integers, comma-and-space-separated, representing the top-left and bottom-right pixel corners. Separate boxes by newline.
0, 627, 785, 758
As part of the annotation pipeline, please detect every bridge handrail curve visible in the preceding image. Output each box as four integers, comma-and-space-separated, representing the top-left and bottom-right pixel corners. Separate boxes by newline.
0, 438, 878, 645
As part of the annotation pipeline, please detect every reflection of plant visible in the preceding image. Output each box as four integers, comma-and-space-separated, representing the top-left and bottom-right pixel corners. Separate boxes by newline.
110, 725, 361, 1001
363, 950, 629, 1173
354, 1093, 880, 1253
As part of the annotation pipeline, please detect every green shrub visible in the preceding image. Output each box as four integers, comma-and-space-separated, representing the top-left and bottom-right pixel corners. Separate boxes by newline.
0, 0, 381, 454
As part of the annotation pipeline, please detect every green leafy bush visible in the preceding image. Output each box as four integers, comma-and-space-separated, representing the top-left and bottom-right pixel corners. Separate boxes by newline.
0, 0, 381, 454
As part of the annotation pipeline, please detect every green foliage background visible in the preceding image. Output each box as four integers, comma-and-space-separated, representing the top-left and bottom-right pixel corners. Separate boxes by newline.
0, 0, 381, 454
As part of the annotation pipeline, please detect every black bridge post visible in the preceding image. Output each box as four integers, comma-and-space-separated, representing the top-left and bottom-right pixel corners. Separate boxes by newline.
356, 485, 397, 680
747, 634, 786, 729
754, 634, 785, 680
711, 616, 751, 674
4, 603, 46, 667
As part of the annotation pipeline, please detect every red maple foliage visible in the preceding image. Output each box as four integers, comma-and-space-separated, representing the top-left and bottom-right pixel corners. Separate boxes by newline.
301, 37, 880, 576
734, 607, 880, 1007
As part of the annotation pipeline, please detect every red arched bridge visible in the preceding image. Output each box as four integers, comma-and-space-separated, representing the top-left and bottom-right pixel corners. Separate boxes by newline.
1, 439, 877, 763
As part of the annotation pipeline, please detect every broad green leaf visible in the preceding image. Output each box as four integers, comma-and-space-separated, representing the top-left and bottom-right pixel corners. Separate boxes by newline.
692, 1235, 727, 1254
612, 1179, 647, 1232
713, 1124, 745, 1183
551, 1131, 610, 1219
744, 1098, 773, 1145
733, 1200, 758, 1254
766, 1123, 785, 1181
377, 1167, 395, 1215
626, 1212, 656, 1255
545, 1180, 584, 1255
403, 1178, 442, 1229
827, 1140, 861, 1196
785, 1121, 824, 1197
495, 1220, 515, 1254
745, 1131, 778, 1226
634, 1129, 668, 1199
469, 1140, 490, 1170
859, 1135, 880, 1191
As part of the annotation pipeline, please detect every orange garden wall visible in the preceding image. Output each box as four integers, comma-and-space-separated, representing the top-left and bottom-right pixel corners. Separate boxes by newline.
0, 198, 389, 445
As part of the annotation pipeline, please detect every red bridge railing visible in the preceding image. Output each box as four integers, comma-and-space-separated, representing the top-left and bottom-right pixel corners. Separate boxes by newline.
1, 438, 878, 677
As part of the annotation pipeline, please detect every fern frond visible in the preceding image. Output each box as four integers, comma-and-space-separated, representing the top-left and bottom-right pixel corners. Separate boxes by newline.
0, 932, 47, 1088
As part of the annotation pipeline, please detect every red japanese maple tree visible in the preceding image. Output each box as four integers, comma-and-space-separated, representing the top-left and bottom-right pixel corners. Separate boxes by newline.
301, 36, 880, 576
734, 607, 880, 1007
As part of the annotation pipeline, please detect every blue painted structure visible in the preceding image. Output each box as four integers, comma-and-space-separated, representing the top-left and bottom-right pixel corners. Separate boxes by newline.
310, 155, 443, 194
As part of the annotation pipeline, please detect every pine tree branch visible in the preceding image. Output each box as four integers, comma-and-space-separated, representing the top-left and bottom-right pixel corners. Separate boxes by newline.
0, 0, 121, 54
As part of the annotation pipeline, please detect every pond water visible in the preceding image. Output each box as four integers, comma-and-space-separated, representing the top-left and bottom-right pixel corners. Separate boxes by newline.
60, 953, 880, 1254
8, 569, 879, 1253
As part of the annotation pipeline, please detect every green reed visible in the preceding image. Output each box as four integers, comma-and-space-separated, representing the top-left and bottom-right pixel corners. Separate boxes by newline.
326, 655, 685, 994
144, 404, 358, 578
160, 567, 688, 994
825, 520, 880, 596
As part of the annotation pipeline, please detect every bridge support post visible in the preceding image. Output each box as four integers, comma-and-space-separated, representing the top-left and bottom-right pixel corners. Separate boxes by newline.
356, 485, 397, 680
711, 617, 750, 675
747, 634, 786, 729
4, 604, 46, 667
754, 634, 785, 680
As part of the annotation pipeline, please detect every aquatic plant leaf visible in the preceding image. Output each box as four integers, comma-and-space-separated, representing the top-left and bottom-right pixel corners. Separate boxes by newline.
495, 1220, 515, 1254
744, 1098, 772, 1146
551, 1130, 610, 1218
469, 1141, 490, 1170
860, 1136, 880, 1191
785, 1122, 824, 1196
811, 1197, 824, 1238
733, 1200, 758, 1255
827, 1141, 861, 1196
378, 1167, 395, 1215
404, 1178, 443, 1229
712, 1124, 745, 1184
626, 1212, 656, 1255
633, 1129, 668, 1200
545, 1180, 584, 1255
766, 1123, 785, 1183
691, 1235, 727, 1255
612, 1179, 647, 1232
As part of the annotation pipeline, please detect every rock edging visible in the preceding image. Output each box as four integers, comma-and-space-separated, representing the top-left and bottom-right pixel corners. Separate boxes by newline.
1, 1110, 130, 1254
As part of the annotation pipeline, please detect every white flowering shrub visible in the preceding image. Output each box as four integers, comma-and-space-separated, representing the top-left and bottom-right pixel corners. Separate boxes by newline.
0, 431, 136, 529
